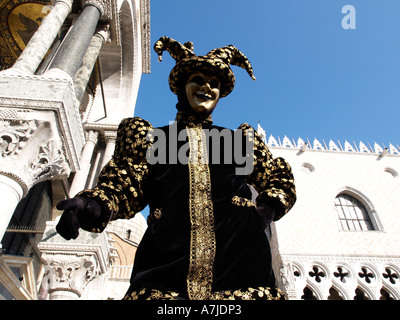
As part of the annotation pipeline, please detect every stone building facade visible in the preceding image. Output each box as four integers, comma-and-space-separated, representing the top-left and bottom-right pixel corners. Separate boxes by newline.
0, 0, 150, 300
259, 130, 400, 300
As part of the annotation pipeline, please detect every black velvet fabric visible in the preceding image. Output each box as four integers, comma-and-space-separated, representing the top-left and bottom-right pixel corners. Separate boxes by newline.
127, 122, 275, 298
74, 114, 296, 300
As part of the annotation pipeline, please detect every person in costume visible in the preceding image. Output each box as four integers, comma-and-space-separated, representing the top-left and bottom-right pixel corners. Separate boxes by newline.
56, 37, 296, 300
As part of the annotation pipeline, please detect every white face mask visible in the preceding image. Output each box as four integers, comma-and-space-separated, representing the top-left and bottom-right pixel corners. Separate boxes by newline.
185, 72, 221, 115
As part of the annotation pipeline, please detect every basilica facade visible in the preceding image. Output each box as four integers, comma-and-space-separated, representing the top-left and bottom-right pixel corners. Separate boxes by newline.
0, 0, 150, 299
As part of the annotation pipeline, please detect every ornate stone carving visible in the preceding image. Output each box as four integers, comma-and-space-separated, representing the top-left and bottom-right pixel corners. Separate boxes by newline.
41, 254, 98, 299
28, 139, 69, 184
0, 117, 70, 195
38, 221, 111, 300
0, 119, 38, 158
262, 133, 400, 156
84, 0, 112, 21
278, 254, 400, 300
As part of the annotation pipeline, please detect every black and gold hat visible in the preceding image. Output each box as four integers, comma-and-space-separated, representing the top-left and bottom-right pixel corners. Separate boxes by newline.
154, 36, 256, 97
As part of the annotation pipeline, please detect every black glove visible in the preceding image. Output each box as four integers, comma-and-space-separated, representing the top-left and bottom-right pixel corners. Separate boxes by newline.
56, 197, 102, 240
255, 203, 276, 229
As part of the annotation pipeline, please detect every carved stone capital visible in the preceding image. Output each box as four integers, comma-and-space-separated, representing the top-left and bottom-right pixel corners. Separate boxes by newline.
103, 130, 117, 143
84, 0, 112, 21
41, 253, 98, 299
85, 130, 99, 144
38, 221, 111, 300
95, 23, 111, 43
0, 116, 70, 195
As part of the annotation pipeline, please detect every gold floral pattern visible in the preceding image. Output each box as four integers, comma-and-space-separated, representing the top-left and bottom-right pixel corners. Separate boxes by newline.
231, 196, 255, 208
76, 117, 153, 232
239, 123, 296, 221
123, 287, 286, 300
124, 289, 180, 300
147, 208, 162, 224
186, 125, 216, 300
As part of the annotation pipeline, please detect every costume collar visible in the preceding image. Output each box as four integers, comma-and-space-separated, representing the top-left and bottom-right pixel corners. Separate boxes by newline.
175, 111, 213, 127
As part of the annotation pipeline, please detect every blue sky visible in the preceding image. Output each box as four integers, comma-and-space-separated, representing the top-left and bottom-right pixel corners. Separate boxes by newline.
134, 0, 400, 149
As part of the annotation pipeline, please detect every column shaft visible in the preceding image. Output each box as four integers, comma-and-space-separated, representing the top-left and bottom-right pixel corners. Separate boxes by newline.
0, 175, 24, 244
68, 131, 98, 197
9, 0, 73, 75
49, 5, 101, 77
100, 131, 117, 168
74, 29, 108, 102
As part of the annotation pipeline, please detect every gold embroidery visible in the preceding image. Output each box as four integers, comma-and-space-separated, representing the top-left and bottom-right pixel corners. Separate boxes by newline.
123, 287, 286, 300
186, 125, 216, 300
147, 208, 162, 224
239, 123, 296, 221
76, 117, 153, 231
124, 289, 180, 300
211, 287, 286, 300
231, 196, 255, 208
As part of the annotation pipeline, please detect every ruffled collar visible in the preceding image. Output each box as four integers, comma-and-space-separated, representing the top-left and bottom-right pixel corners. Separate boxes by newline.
175, 111, 213, 127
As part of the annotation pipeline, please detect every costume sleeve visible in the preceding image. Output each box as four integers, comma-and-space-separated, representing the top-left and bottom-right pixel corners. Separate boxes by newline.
76, 117, 153, 232
239, 123, 296, 221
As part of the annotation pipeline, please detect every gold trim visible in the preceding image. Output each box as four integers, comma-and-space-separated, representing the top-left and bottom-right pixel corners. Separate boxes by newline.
186, 125, 216, 300
231, 195, 255, 207
147, 208, 162, 224
123, 287, 286, 300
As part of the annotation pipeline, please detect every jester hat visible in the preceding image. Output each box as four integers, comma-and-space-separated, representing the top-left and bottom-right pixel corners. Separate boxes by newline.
154, 36, 256, 97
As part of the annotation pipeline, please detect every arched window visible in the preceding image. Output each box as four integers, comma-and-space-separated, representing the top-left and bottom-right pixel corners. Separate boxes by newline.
334, 193, 375, 231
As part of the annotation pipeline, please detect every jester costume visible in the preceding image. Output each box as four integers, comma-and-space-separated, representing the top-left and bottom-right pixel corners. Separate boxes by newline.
58, 37, 296, 300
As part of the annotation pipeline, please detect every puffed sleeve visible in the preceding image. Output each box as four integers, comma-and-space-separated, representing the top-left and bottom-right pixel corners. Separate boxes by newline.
76, 117, 153, 232
239, 123, 296, 221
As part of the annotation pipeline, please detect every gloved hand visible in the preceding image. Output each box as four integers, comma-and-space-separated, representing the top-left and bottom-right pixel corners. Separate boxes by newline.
56, 197, 102, 240
255, 203, 276, 229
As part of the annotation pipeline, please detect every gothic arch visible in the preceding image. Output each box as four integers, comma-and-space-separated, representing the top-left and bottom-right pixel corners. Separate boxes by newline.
304, 280, 323, 300
332, 186, 383, 231
291, 261, 306, 281
327, 285, 346, 300
354, 284, 375, 300
380, 284, 400, 300
333, 186, 374, 213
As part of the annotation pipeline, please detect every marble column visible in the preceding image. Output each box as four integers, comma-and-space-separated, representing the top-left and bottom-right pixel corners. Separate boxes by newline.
100, 130, 117, 168
0, 176, 24, 247
69, 130, 99, 197
4, 0, 74, 75
74, 26, 110, 102
48, 5, 102, 77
